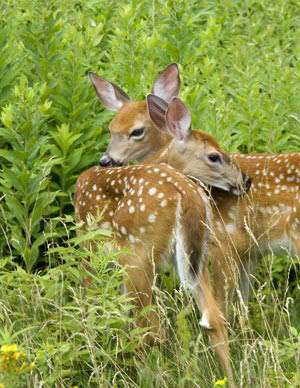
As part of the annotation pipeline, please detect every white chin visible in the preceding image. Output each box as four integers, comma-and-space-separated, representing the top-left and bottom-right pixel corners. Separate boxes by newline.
213, 184, 230, 192
211, 183, 242, 196
231, 187, 242, 196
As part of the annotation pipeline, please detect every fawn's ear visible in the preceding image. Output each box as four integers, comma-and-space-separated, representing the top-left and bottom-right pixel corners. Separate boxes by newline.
151, 63, 180, 103
89, 73, 130, 111
165, 97, 192, 141
147, 94, 168, 131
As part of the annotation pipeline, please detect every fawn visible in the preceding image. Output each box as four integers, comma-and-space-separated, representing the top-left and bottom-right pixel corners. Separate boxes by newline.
75, 97, 249, 386
89, 63, 300, 317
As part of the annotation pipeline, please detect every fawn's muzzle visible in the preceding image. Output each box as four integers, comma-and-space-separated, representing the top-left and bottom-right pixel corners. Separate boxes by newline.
99, 154, 113, 167
99, 154, 122, 167
243, 173, 252, 192
229, 173, 252, 196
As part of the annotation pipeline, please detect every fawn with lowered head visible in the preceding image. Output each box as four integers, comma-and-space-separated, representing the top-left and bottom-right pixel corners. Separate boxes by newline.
89, 63, 300, 317
75, 96, 249, 387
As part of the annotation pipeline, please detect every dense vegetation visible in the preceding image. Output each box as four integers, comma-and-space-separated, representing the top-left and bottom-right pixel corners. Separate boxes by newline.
0, 0, 299, 386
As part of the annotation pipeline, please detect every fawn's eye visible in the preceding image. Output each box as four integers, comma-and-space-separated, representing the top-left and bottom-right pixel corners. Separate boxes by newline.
130, 127, 145, 139
208, 153, 222, 164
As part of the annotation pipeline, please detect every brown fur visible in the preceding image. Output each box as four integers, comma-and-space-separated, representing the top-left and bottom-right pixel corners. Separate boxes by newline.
97, 93, 300, 318
91, 91, 300, 388
88, 70, 249, 386
75, 163, 234, 385
104, 101, 170, 164
191, 130, 221, 151
110, 101, 148, 132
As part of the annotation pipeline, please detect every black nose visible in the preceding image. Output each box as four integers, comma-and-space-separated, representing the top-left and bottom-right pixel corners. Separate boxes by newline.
243, 173, 252, 191
99, 154, 113, 167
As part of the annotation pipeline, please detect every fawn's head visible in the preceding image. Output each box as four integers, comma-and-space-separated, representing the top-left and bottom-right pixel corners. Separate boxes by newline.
89, 64, 177, 166
89, 64, 250, 194
147, 95, 251, 195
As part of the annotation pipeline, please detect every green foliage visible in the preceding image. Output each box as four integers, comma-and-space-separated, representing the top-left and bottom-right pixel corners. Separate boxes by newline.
0, 79, 58, 270
0, 0, 299, 386
0, 228, 141, 386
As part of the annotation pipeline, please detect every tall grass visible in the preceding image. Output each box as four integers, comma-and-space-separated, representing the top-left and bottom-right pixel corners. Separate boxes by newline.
0, 0, 299, 386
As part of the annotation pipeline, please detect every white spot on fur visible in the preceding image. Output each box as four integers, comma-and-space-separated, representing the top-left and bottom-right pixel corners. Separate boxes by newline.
137, 187, 143, 196
128, 234, 136, 243
149, 187, 157, 196
129, 206, 135, 214
148, 213, 156, 223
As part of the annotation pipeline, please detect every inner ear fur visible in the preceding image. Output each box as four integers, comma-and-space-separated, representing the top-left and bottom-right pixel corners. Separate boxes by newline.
165, 97, 192, 141
89, 72, 130, 111
147, 94, 168, 131
151, 63, 180, 103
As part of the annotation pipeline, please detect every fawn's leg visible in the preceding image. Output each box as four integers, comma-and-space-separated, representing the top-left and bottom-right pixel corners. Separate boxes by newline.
195, 268, 236, 388
178, 201, 235, 385
238, 253, 258, 309
290, 229, 300, 258
119, 246, 162, 342
209, 244, 240, 318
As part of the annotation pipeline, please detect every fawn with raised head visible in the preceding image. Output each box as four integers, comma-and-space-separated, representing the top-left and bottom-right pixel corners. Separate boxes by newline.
75, 97, 249, 386
90, 64, 179, 167
89, 63, 300, 317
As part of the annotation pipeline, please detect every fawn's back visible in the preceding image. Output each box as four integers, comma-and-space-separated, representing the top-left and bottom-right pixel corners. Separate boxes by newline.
75, 163, 210, 279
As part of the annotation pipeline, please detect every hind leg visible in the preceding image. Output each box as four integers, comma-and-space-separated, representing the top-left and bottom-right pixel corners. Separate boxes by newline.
176, 206, 235, 385
209, 237, 256, 317
238, 257, 251, 305
119, 246, 162, 343
209, 244, 240, 319
176, 251, 235, 385
194, 268, 235, 388
291, 231, 300, 258
238, 253, 258, 314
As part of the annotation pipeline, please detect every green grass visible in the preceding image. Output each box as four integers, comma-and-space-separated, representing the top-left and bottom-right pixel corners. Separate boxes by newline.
0, 0, 299, 386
